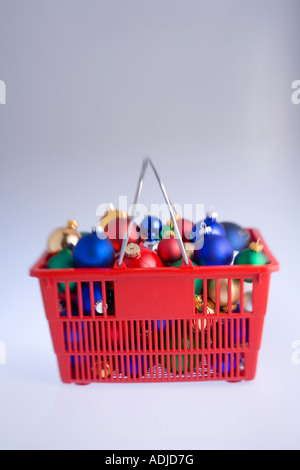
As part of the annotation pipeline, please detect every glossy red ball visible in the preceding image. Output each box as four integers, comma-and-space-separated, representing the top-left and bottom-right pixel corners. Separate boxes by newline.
104, 217, 140, 252
157, 236, 182, 264
176, 218, 194, 243
118, 244, 163, 268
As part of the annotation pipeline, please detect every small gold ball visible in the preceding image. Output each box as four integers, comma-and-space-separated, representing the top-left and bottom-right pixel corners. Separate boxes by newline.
47, 220, 81, 254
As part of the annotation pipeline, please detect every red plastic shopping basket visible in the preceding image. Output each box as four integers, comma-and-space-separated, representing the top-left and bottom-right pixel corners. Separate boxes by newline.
30, 158, 279, 384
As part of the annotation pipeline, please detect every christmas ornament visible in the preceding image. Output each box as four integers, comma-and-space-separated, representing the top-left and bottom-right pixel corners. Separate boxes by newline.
47, 220, 81, 254
234, 239, 268, 282
118, 243, 163, 268
161, 223, 174, 239
76, 283, 107, 316
99, 204, 128, 229
157, 236, 182, 264
171, 260, 203, 294
194, 228, 234, 266
47, 249, 76, 293
64, 321, 87, 351
92, 359, 112, 379
214, 353, 237, 375
140, 215, 162, 241
141, 240, 159, 252
208, 279, 241, 307
73, 231, 115, 268
172, 217, 194, 243
151, 320, 166, 332
193, 295, 215, 330
221, 222, 251, 252
183, 242, 195, 260
102, 216, 140, 253
191, 212, 225, 242
121, 354, 145, 378
164, 329, 196, 375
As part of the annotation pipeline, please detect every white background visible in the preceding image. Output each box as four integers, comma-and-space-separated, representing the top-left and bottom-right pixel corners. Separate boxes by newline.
0, 0, 299, 450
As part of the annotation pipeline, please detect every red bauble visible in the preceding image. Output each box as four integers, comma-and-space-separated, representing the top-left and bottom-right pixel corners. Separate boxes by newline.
157, 236, 182, 264
176, 218, 194, 243
117, 243, 163, 268
104, 217, 140, 252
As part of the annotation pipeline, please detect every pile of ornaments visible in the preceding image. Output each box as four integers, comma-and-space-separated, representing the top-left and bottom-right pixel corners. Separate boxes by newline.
46, 209, 269, 272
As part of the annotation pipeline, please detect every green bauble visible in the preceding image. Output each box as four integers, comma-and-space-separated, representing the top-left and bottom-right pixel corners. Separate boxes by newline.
164, 325, 200, 375
171, 260, 203, 294
47, 249, 77, 293
161, 224, 174, 239
234, 240, 268, 282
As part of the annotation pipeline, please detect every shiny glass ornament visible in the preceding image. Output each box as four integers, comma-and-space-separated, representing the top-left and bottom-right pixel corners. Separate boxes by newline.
77, 283, 106, 315
157, 236, 182, 264
118, 243, 163, 268
191, 213, 225, 242
73, 232, 115, 268
140, 215, 162, 241
221, 222, 251, 252
194, 232, 234, 266
103, 216, 140, 252
193, 295, 215, 330
234, 240, 268, 282
47, 220, 81, 254
47, 249, 76, 293
99, 204, 128, 229
208, 279, 241, 307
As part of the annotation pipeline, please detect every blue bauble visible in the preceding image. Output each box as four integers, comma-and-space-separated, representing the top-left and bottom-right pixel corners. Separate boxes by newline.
121, 355, 146, 378
64, 321, 88, 351
215, 353, 237, 374
221, 222, 251, 252
77, 283, 104, 315
151, 320, 166, 331
73, 232, 115, 268
191, 215, 225, 242
223, 318, 249, 347
194, 234, 233, 266
140, 215, 162, 241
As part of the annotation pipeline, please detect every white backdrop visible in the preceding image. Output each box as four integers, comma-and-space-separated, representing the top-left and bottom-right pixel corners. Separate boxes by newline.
0, 0, 299, 450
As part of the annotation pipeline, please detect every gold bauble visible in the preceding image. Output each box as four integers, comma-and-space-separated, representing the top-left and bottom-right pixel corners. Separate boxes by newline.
99, 204, 128, 229
93, 360, 112, 379
47, 220, 81, 254
208, 279, 241, 307
193, 295, 215, 331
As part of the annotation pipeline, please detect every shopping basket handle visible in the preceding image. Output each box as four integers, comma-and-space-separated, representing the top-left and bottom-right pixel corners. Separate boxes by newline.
118, 157, 189, 266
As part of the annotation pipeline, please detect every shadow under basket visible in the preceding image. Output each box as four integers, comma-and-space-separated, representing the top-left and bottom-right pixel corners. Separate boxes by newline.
30, 228, 279, 385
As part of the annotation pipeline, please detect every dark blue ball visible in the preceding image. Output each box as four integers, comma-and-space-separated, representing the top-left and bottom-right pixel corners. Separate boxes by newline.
221, 222, 251, 252
76, 283, 103, 316
151, 320, 166, 331
191, 216, 225, 242
194, 234, 233, 266
140, 215, 162, 241
214, 353, 237, 374
73, 232, 115, 268
121, 355, 146, 378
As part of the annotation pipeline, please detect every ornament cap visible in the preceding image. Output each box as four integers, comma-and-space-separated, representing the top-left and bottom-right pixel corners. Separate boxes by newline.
125, 243, 141, 258
67, 220, 79, 230
249, 239, 264, 252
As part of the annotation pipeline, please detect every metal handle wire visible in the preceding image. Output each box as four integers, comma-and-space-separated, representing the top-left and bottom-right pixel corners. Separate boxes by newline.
118, 157, 189, 266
